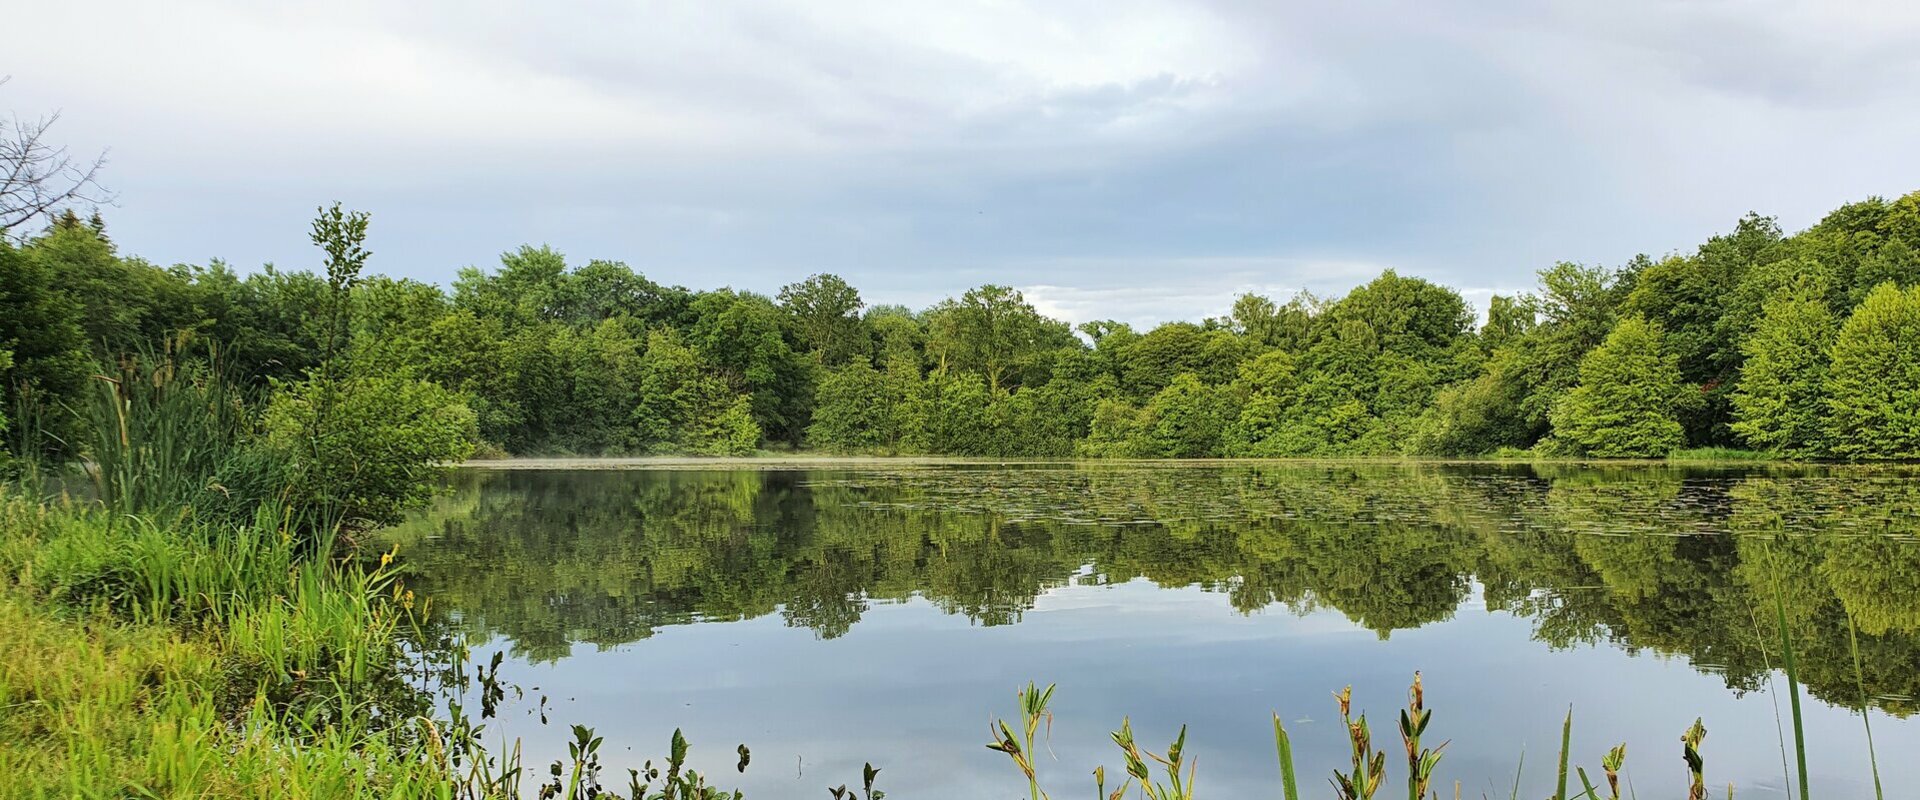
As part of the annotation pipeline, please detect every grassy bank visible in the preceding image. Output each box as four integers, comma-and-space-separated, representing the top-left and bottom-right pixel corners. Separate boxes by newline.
0, 495, 470, 798
0, 490, 780, 799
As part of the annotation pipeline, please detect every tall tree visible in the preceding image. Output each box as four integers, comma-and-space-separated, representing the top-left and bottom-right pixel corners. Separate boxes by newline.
1625, 213, 1784, 444
452, 245, 571, 326
1410, 346, 1534, 456
31, 212, 202, 356
778, 273, 866, 366
1549, 316, 1687, 457
865, 305, 926, 375
558, 259, 690, 327
1319, 270, 1473, 357
925, 285, 1074, 394
1480, 294, 1536, 352
1730, 277, 1834, 457
1133, 373, 1228, 458
686, 289, 811, 445
1825, 282, 1920, 459
1510, 262, 1626, 436
1114, 322, 1246, 398
634, 329, 759, 456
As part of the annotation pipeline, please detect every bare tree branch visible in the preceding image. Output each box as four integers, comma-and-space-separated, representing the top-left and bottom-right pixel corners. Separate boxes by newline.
0, 76, 116, 242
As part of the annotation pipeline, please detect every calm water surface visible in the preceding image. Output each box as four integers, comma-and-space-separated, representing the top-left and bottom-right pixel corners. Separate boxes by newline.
384, 462, 1920, 798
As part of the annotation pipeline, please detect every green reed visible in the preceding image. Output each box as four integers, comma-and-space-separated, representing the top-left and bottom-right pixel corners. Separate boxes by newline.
1554, 707, 1572, 800
1773, 589, 1809, 800
82, 343, 259, 517
1110, 719, 1195, 800
1398, 672, 1443, 800
1845, 616, 1884, 800
1273, 713, 1300, 800
988, 681, 1058, 800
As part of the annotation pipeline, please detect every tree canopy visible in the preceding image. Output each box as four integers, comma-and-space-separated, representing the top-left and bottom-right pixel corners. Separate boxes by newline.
6, 189, 1920, 464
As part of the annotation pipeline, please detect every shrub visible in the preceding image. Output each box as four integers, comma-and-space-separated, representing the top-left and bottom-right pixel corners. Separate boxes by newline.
263, 375, 478, 529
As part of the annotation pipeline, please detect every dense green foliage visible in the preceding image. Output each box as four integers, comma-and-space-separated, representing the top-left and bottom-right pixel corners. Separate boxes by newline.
5, 191, 1920, 463
1731, 278, 1835, 457
1825, 283, 1920, 460
1548, 316, 1687, 457
0, 208, 478, 534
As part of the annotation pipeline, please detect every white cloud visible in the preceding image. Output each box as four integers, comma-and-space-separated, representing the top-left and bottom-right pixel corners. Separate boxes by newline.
1014, 256, 1392, 328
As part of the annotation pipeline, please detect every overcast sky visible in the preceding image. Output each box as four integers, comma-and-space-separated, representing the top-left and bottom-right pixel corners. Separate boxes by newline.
8, 1, 1920, 326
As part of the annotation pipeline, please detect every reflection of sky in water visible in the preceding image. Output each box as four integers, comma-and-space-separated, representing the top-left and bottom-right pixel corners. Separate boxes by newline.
388, 463, 1920, 798
476, 579, 1906, 800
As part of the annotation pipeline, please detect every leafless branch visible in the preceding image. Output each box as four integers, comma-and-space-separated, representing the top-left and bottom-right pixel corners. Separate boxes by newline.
0, 77, 116, 241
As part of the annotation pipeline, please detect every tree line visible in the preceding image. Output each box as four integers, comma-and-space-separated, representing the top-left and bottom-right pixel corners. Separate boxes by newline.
4, 190, 1920, 464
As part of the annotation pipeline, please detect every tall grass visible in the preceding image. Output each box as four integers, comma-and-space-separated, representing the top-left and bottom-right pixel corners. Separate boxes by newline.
0, 493, 452, 797
1772, 575, 1810, 800
69, 345, 366, 549
0, 490, 783, 800
83, 349, 254, 516
1845, 616, 1885, 800
1273, 714, 1300, 800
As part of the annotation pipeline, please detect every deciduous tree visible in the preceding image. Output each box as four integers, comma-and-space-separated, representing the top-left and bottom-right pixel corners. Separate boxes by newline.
1731, 278, 1834, 456
1549, 316, 1686, 457
1825, 282, 1920, 459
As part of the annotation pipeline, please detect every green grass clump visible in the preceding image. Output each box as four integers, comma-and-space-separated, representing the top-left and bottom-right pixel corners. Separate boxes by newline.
0, 493, 461, 798
0, 490, 778, 800
0, 591, 465, 798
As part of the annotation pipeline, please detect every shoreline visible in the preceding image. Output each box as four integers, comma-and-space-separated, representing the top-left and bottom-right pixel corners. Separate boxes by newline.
458, 454, 1908, 470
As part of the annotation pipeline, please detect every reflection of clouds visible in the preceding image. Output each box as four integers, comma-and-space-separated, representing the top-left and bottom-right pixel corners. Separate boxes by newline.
1030, 580, 1365, 640
470, 586, 1920, 800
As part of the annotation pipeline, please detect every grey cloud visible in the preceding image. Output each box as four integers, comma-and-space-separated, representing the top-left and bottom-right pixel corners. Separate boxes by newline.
4, 0, 1917, 328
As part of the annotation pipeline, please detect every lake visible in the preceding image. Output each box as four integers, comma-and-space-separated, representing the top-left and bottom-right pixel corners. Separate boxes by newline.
383, 461, 1920, 799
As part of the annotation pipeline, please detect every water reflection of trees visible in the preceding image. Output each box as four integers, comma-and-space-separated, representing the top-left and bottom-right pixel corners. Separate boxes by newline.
381, 464, 1920, 715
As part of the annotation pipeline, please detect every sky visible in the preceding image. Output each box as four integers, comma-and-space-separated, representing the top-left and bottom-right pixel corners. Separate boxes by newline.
7, 1, 1920, 327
